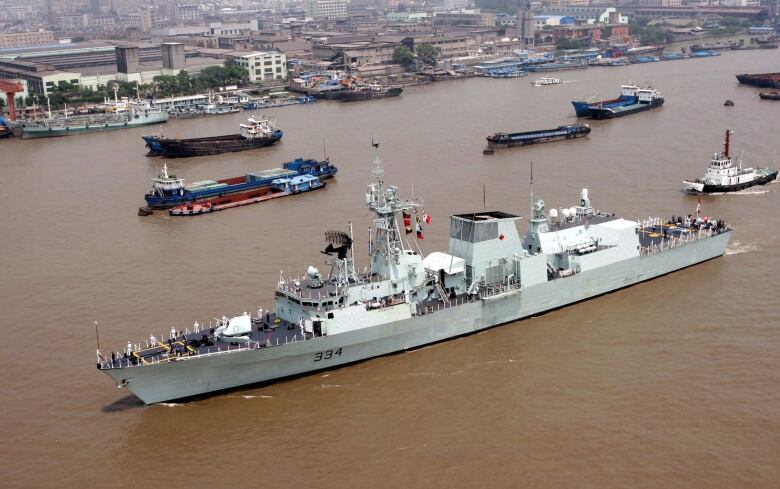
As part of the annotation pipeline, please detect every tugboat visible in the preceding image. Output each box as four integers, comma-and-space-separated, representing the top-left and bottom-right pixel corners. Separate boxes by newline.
682, 130, 778, 194
340, 84, 403, 102
144, 157, 337, 209
581, 87, 664, 119
142, 116, 282, 158
531, 77, 562, 86
484, 123, 590, 154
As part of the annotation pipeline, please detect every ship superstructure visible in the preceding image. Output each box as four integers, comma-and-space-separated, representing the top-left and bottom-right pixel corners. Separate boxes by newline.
98, 152, 732, 405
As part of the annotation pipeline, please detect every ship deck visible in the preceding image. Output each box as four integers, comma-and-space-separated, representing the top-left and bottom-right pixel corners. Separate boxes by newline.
99, 314, 319, 370
637, 218, 729, 250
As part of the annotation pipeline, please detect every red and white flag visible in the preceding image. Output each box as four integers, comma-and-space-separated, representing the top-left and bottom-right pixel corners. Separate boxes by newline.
695, 197, 701, 217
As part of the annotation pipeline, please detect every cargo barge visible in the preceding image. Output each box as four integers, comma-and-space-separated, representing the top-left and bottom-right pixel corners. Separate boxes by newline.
572, 84, 640, 117
526, 62, 587, 72
736, 72, 780, 88
484, 123, 590, 154
143, 157, 337, 210
169, 175, 325, 216
340, 85, 403, 102
580, 87, 664, 119
143, 117, 282, 158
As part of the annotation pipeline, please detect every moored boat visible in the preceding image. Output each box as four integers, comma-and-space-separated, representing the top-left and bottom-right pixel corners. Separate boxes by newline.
340, 84, 403, 102
19, 100, 168, 139
143, 116, 282, 158
144, 157, 337, 209
526, 62, 587, 72
682, 130, 778, 194
0, 116, 12, 138
484, 123, 590, 153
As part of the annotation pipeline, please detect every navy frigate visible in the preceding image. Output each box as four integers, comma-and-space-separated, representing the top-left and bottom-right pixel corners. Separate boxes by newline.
97, 153, 733, 404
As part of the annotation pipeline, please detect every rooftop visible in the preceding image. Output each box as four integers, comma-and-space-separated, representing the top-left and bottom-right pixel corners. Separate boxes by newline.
453, 211, 520, 221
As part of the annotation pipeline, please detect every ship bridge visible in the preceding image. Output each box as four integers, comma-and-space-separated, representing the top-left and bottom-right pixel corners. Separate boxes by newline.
448, 211, 524, 287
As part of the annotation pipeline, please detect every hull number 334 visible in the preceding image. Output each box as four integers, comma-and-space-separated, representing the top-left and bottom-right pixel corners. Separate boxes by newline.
314, 348, 343, 362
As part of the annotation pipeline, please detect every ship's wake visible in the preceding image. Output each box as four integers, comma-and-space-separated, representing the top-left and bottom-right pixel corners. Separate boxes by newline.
726, 241, 759, 255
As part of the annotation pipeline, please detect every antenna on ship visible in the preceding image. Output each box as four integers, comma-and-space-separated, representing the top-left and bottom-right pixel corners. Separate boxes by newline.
724, 129, 732, 158
530, 160, 534, 211
322, 137, 327, 161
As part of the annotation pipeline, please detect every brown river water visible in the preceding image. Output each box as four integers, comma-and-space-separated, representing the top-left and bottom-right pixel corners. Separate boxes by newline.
1, 49, 779, 488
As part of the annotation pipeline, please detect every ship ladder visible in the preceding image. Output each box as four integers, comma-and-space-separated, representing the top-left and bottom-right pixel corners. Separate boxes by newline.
435, 282, 450, 306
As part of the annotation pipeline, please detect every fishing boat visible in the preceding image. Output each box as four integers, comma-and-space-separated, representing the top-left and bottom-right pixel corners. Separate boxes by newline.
143, 158, 337, 210
484, 123, 590, 153
169, 175, 325, 216
142, 117, 282, 158
682, 130, 778, 194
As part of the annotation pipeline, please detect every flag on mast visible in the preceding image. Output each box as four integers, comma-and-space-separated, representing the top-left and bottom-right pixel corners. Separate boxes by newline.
423, 210, 431, 224
402, 210, 412, 234
416, 223, 424, 240
696, 197, 701, 217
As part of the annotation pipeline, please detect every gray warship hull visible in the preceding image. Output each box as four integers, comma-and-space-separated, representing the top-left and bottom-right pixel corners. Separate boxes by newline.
104, 231, 730, 404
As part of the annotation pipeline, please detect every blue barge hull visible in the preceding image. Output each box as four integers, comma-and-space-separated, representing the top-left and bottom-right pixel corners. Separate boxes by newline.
145, 158, 337, 209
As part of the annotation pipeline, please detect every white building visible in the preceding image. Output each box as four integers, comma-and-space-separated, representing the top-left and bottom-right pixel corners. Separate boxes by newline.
306, 0, 347, 21
233, 51, 287, 83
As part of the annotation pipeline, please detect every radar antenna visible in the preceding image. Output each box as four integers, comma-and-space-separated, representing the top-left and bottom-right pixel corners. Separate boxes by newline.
321, 227, 359, 287
322, 230, 352, 260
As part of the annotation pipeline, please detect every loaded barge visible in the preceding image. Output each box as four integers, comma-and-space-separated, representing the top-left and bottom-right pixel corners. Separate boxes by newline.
484, 123, 590, 154
576, 87, 664, 119
736, 72, 780, 88
169, 175, 325, 216
143, 157, 337, 210
143, 117, 282, 158
572, 84, 641, 117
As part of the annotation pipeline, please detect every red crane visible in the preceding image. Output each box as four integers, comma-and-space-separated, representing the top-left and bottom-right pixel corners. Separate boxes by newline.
0, 80, 25, 121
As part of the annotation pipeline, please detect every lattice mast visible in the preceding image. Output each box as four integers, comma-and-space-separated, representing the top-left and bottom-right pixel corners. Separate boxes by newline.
365, 145, 420, 278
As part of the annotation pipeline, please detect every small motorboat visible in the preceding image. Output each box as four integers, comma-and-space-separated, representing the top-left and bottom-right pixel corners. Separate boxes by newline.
532, 77, 562, 86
